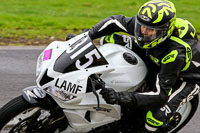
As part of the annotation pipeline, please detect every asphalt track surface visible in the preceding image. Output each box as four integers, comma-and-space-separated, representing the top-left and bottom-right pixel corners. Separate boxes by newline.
0, 46, 199, 133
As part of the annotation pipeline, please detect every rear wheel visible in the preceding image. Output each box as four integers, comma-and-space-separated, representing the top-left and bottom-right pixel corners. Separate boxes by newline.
0, 95, 68, 133
170, 95, 199, 133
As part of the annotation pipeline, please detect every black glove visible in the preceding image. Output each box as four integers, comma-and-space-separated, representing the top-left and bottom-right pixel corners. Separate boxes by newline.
100, 88, 137, 107
66, 33, 76, 41
100, 88, 120, 104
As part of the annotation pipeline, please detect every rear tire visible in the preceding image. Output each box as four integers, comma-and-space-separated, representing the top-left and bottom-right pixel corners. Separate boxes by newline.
170, 94, 199, 133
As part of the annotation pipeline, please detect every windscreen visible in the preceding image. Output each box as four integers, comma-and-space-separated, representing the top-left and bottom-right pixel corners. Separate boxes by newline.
53, 35, 108, 73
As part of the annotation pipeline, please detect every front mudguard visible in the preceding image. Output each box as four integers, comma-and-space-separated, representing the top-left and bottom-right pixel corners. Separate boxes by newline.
22, 86, 56, 109
22, 86, 46, 104
22, 86, 69, 131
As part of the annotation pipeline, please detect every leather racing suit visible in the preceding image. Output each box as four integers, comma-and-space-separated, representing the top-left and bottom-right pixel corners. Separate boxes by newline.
88, 15, 200, 130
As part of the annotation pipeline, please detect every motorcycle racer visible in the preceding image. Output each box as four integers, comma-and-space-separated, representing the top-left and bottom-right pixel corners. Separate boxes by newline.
87, 0, 200, 132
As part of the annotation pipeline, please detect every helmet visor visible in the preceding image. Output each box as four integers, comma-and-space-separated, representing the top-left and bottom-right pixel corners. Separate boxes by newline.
135, 19, 167, 42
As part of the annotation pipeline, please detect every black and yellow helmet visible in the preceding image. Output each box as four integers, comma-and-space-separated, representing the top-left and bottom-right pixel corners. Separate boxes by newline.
135, 0, 176, 49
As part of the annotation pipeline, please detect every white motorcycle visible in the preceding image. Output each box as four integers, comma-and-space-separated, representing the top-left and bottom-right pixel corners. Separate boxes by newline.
0, 32, 198, 133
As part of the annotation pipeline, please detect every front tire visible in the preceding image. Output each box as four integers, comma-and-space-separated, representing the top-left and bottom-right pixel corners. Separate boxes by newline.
0, 95, 68, 132
0, 95, 34, 131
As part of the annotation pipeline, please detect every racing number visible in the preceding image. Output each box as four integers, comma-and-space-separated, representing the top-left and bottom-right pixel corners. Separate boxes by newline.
75, 49, 101, 69
69, 41, 102, 70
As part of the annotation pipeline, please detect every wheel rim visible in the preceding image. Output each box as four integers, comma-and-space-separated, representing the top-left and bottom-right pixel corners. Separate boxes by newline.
169, 102, 192, 133
1, 107, 40, 133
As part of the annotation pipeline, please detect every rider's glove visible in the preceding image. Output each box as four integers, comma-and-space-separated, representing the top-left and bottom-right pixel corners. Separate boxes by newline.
100, 88, 137, 107
100, 88, 120, 104
66, 29, 89, 41
66, 33, 76, 41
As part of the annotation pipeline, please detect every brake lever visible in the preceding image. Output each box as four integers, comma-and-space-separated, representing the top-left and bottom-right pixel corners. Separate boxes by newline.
89, 77, 100, 110
89, 76, 112, 112
89, 75, 105, 111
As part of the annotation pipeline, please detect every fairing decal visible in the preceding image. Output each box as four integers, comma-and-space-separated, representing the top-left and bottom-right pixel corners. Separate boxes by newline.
53, 37, 108, 73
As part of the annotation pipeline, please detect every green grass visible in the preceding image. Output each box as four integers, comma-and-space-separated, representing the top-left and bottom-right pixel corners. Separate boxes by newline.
0, 0, 200, 42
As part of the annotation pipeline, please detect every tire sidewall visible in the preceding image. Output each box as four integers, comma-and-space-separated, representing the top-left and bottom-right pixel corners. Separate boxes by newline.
171, 94, 199, 133
0, 95, 35, 130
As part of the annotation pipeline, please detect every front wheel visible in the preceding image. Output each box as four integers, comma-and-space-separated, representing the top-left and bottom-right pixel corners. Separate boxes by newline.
0, 95, 68, 133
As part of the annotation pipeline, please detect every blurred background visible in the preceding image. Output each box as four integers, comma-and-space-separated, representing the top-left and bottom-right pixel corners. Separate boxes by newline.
0, 1, 200, 132
0, 0, 199, 46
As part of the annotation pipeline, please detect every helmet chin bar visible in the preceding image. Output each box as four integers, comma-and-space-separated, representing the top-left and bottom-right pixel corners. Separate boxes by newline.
137, 35, 167, 49
134, 17, 170, 49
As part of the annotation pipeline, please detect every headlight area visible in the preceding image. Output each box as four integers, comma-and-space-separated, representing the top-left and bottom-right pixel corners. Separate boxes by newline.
36, 48, 53, 77
36, 52, 44, 77
44, 87, 77, 102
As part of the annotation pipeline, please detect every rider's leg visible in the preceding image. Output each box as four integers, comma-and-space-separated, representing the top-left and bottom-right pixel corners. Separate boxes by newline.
145, 81, 200, 132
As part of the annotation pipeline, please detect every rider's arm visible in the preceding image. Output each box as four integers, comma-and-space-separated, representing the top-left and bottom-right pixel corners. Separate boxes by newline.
133, 53, 186, 110
88, 15, 135, 40
100, 51, 186, 110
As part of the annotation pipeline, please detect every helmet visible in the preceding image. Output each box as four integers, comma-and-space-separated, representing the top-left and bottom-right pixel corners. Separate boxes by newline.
135, 0, 176, 49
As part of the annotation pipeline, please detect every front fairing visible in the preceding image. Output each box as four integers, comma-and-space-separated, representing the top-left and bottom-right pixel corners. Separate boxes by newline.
53, 36, 108, 74
36, 33, 114, 95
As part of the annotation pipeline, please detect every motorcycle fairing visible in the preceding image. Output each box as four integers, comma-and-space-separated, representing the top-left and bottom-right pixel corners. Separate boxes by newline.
53, 36, 108, 74
35, 33, 148, 133
36, 33, 114, 95
43, 49, 52, 61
